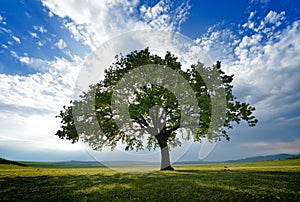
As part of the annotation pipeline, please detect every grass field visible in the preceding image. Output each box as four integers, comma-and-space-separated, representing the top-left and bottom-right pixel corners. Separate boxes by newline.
1, 159, 300, 201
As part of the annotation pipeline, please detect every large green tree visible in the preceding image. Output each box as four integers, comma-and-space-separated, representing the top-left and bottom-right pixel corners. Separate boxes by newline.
56, 48, 257, 170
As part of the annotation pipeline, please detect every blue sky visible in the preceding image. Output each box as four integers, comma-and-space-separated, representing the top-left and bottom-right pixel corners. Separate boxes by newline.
0, 0, 299, 162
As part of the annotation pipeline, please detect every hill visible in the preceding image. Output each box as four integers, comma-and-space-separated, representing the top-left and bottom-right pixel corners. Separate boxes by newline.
287, 154, 300, 159
0, 157, 27, 167
225, 153, 295, 163
176, 153, 296, 164
20, 160, 105, 168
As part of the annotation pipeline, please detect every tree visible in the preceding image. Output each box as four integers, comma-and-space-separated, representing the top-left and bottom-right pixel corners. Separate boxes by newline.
55, 48, 257, 170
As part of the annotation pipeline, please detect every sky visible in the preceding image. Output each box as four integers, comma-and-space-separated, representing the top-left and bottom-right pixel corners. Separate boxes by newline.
0, 0, 299, 162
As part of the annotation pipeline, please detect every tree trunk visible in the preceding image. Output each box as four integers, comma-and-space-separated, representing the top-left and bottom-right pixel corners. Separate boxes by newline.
155, 133, 174, 170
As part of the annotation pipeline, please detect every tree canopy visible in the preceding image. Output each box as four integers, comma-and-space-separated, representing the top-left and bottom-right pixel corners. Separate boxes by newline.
56, 48, 257, 170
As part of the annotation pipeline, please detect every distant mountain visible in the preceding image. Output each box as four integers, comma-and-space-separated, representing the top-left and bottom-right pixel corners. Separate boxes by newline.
176, 153, 296, 164
0, 157, 27, 167
224, 153, 295, 163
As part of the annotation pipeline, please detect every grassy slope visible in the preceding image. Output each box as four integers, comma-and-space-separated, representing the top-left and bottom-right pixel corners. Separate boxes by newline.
287, 154, 300, 159
19, 161, 105, 168
0, 159, 299, 201
0, 158, 27, 167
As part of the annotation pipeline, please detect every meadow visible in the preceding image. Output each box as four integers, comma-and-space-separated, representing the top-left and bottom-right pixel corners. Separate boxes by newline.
1, 159, 300, 201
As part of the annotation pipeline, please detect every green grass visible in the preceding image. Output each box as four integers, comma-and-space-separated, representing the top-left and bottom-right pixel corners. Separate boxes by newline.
1, 159, 300, 201
287, 154, 300, 159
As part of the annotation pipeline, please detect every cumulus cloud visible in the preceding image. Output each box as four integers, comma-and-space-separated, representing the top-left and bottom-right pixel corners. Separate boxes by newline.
140, 0, 190, 31
195, 11, 300, 126
231, 20, 300, 122
248, 0, 271, 10
41, 0, 143, 50
41, 0, 190, 50
241, 10, 287, 40
0, 55, 83, 155
10, 51, 50, 71
0, 57, 81, 114
174, 15, 297, 158
33, 25, 47, 33
55, 38, 67, 49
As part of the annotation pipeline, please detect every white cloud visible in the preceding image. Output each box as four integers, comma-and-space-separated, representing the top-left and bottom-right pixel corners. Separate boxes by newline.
242, 138, 300, 154
0, 14, 6, 25
0, 57, 81, 111
144, 2, 165, 19
29, 31, 39, 38
25, 57, 49, 71
12, 35, 21, 44
249, 11, 255, 20
0, 55, 83, 153
0, 27, 11, 34
33, 25, 47, 33
238, 32, 299, 121
242, 10, 286, 33
242, 11, 256, 29
41, 0, 143, 50
37, 41, 45, 47
41, 0, 190, 50
11, 51, 50, 71
264, 10, 285, 25
48, 10, 54, 18
55, 38, 67, 49
19, 56, 30, 64
194, 11, 300, 127
194, 27, 239, 63
141, 0, 190, 31
256, 11, 286, 32
249, 0, 271, 6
